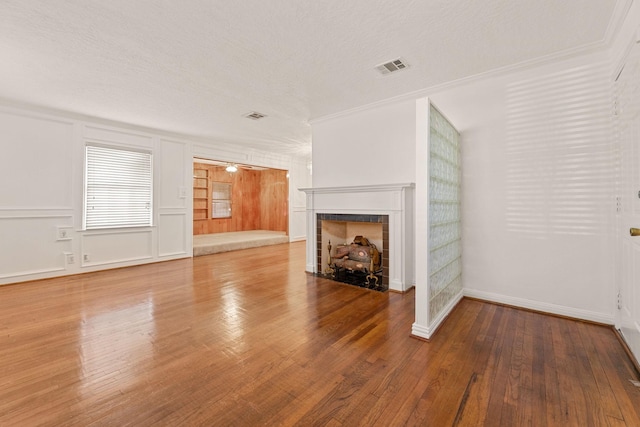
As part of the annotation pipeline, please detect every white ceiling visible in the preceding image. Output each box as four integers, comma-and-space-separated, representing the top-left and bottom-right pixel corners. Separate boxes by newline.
0, 0, 621, 156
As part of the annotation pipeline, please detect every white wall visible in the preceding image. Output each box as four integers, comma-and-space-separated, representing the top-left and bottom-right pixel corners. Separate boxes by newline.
610, 0, 640, 365
430, 50, 616, 323
289, 157, 312, 241
0, 106, 193, 285
0, 104, 310, 285
311, 99, 417, 188
309, 41, 620, 325
309, 100, 417, 292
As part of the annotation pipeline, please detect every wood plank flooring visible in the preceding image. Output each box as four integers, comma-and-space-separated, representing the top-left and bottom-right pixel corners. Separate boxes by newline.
1, 241, 639, 426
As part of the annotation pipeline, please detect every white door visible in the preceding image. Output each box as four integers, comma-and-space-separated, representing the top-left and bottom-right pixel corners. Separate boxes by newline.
615, 39, 640, 365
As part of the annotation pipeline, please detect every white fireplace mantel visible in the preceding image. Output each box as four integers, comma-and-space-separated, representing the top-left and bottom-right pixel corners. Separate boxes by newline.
300, 183, 415, 292
300, 183, 414, 194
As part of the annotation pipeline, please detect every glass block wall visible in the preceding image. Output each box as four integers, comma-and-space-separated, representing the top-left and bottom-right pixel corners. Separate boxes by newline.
428, 104, 462, 322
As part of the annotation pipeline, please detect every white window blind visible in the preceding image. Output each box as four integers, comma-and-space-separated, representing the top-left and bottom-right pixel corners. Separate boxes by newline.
84, 145, 153, 229
212, 182, 231, 218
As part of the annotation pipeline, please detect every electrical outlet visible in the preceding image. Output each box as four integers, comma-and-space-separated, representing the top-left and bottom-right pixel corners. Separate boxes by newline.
178, 186, 187, 199
65, 253, 75, 265
83, 254, 90, 262
56, 226, 72, 241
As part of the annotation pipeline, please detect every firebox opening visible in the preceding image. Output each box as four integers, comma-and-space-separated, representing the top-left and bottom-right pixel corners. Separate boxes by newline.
317, 214, 389, 291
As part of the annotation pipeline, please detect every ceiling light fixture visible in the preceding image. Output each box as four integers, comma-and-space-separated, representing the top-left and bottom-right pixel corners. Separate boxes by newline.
226, 164, 238, 173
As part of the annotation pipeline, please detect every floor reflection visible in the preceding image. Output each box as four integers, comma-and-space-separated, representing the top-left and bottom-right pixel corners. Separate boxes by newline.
79, 297, 155, 398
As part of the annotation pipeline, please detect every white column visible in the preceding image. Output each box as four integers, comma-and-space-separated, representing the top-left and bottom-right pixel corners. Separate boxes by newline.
305, 193, 316, 273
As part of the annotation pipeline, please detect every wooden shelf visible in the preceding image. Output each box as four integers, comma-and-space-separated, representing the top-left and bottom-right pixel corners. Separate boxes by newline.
193, 167, 211, 219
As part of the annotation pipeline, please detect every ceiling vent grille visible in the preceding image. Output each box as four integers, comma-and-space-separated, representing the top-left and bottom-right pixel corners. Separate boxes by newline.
375, 58, 409, 75
244, 111, 267, 120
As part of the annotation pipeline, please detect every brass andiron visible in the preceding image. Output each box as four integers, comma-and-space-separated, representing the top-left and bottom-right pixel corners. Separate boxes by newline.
324, 240, 336, 277
631, 228, 640, 237
365, 247, 379, 286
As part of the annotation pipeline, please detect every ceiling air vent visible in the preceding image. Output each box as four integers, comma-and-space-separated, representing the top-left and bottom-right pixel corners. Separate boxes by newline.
244, 111, 267, 120
375, 58, 409, 75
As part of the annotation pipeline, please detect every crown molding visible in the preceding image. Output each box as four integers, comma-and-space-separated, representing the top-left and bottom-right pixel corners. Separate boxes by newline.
311, 0, 634, 126
0, 97, 310, 159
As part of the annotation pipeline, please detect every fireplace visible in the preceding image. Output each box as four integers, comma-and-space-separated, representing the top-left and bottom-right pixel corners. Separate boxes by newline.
300, 184, 415, 292
317, 213, 389, 290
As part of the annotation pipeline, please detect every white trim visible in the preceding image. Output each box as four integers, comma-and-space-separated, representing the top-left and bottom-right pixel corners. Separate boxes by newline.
157, 251, 189, 258
431, 290, 464, 334
411, 322, 431, 339
84, 133, 153, 152
158, 209, 187, 215
312, 44, 611, 126
603, 0, 635, 46
290, 236, 306, 242
0, 99, 309, 160
301, 184, 414, 292
84, 138, 153, 154
0, 209, 74, 216
299, 183, 414, 194
411, 289, 463, 340
80, 226, 155, 236
0, 104, 75, 125
81, 255, 154, 268
390, 279, 404, 289
414, 97, 431, 331
464, 288, 615, 325
0, 267, 66, 281
312, 208, 403, 215
310, 1, 635, 128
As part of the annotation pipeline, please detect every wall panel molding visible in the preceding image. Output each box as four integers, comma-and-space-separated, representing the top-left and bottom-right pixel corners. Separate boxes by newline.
0, 100, 308, 285
158, 212, 188, 257
81, 229, 153, 268
0, 209, 74, 218
84, 125, 153, 147
0, 214, 74, 283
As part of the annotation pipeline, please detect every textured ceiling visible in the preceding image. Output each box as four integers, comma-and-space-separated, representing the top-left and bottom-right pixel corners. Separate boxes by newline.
0, 0, 620, 156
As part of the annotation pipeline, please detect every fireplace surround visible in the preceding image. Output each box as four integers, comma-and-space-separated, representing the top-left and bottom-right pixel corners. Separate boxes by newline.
300, 184, 415, 292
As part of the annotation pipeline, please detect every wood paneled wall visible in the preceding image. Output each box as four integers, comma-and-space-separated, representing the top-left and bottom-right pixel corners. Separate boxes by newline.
260, 169, 289, 234
193, 163, 288, 235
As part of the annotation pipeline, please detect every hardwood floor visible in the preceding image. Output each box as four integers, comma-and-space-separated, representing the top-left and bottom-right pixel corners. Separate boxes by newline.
1, 241, 639, 426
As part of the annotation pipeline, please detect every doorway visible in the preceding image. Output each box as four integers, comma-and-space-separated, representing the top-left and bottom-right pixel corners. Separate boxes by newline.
192, 158, 289, 255
615, 40, 640, 367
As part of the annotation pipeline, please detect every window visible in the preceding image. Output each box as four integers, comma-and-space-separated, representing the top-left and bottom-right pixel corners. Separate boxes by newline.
84, 144, 153, 229
212, 182, 231, 218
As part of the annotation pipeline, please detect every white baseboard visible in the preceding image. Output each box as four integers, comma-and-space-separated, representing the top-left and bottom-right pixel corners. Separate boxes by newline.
411, 322, 431, 339
290, 235, 306, 242
412, 289, 464, 340
464, 288, 614, 325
